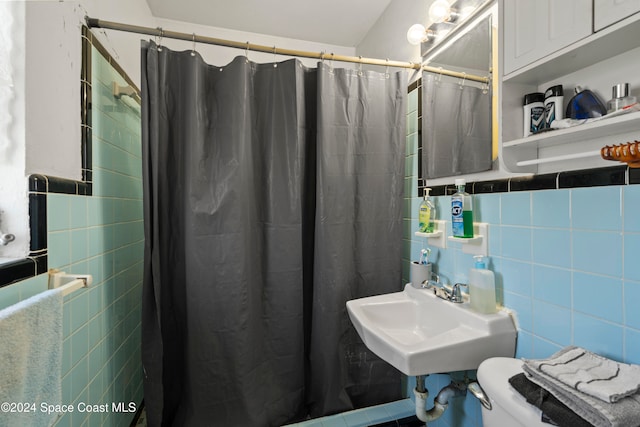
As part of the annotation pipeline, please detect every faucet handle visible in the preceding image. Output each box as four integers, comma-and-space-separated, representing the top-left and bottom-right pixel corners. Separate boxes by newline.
451, 283, 468, 303
420, 272, 440, 290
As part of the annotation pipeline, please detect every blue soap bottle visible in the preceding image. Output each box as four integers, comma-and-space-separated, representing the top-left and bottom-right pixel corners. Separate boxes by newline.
451, 179, 473, 238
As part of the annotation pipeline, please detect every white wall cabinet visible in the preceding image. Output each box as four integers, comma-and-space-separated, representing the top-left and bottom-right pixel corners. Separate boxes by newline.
503, 0, 592, 76
594, 0, 640, 31
499, 0, 640, 174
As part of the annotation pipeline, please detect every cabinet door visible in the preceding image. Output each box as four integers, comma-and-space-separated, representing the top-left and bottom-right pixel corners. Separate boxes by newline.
503, 0, 593, 75
594, 0, 640, 31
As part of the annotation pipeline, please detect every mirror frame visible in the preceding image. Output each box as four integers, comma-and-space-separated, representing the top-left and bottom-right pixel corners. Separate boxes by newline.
417, 2, 499, 186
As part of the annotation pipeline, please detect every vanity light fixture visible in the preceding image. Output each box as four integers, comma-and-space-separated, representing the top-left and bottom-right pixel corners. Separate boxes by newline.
429, 0, 458, 24
406, 0, 489, 53
407, 24, 436, 46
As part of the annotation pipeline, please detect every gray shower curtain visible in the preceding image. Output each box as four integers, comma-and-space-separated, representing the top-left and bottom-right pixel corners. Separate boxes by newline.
141, 41, 406, 427
422, 73, 492, 179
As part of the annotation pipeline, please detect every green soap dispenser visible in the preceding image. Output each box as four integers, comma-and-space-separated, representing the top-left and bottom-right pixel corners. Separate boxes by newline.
418, 188, 435, 233
469, 255, 497, 314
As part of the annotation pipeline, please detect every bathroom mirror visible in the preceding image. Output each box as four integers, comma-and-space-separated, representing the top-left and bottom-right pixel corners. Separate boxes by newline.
427, 15, 491, 74
418, 5, 498, 183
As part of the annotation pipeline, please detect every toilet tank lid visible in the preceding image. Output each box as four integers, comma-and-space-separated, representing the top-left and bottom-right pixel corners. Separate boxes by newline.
477, 357, 523, 394
477, 357, 549, 426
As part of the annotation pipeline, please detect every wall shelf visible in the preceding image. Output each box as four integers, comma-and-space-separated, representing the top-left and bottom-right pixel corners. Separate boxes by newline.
503, 110, 640, 149
414, 220, 447, 249
447, 222, 488, 256
415, 230, 443, 238
448, 235, 483, 243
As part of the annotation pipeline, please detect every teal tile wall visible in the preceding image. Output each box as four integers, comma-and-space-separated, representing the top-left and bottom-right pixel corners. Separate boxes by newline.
0, 46, 143, 426
403, 88, 640, 427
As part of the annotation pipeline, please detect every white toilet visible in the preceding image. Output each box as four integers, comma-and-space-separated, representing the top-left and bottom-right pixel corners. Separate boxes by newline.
476, 357, 549, 427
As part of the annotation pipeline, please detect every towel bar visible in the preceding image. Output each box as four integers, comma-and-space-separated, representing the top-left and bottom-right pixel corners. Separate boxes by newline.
48, 269, 93, 296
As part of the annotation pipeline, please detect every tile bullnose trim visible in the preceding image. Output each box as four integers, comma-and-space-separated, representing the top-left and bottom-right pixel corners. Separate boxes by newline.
0, 258, 36, 288
558, 165, 626, 188
424, 165, 631, 196
29, 174, 48, 192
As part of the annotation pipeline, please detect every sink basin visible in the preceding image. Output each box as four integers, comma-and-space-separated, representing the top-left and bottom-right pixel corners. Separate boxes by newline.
346, 283, 517, 376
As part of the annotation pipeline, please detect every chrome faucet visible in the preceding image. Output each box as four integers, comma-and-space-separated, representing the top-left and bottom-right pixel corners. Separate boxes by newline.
449, 283, 468, 303
422, 274, 450, 300
422, 275, 468, 304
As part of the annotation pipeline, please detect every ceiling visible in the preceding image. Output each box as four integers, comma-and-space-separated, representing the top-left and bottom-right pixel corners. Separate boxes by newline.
145, 0, 394, 47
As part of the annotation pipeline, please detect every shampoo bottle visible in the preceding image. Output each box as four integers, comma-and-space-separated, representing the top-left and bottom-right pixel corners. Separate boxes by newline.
451, 179, 473, 238
418, 188, 435, 233
469, 255, 497, 314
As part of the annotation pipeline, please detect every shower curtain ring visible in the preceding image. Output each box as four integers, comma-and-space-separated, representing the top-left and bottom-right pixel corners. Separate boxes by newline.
273, 46, 278, 68
459, 72, 467, 89
357, 56, 363, 76
329, 52, 335, 74
482, 79, 489, 94
156, 27, 163, 51
245, 41, 250, 62
191, 33, 197, 56
385, 58, 390, 79
436, 66, 443, 84
320, 51, 325, 64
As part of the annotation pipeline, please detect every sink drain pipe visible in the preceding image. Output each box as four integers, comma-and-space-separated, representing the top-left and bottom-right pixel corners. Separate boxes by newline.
413, 375, 467, 424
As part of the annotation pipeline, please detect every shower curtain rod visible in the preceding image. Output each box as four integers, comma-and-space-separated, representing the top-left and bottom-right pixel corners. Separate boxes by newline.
85, 17, 490, 84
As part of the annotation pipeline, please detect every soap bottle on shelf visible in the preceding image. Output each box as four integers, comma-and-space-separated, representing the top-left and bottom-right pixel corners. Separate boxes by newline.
451, 179, 473, 238
469, 255, 497, 314
418, 188, 435, 233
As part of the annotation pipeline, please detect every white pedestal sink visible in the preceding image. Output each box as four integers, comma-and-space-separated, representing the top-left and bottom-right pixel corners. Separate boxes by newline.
346, 283, 517, 376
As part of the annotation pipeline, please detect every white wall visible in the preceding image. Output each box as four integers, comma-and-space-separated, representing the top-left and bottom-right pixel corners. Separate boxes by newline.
25, 2, 83, 180
0, 1, 27, 259
356, 0, 427, 83
24, 0, 156, 180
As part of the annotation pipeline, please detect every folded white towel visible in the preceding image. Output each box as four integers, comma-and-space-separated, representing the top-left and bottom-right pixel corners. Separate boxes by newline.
525, 346, 640, 403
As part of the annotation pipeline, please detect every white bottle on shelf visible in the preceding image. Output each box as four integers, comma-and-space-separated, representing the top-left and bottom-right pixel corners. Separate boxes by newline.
469, 255, 497, 314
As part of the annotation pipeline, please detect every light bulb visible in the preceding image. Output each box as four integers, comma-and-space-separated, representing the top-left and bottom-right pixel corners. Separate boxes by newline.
429, 0, 454, 23
407, 24, 427, 45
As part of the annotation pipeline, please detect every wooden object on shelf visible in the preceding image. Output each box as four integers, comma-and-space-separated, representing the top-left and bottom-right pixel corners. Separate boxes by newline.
600, 140, 640, 167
